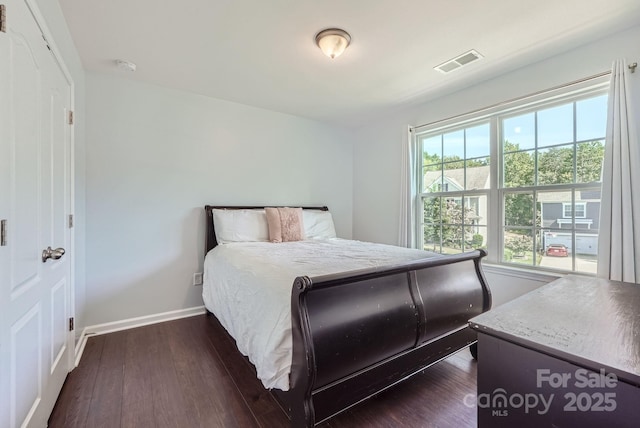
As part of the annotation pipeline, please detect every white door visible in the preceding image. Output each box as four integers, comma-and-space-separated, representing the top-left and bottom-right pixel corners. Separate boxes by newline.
0, 1, 74, 427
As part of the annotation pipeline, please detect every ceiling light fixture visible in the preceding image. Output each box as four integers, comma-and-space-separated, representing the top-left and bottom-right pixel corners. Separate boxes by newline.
116, 59, 137, 72
315, 28, 351, 59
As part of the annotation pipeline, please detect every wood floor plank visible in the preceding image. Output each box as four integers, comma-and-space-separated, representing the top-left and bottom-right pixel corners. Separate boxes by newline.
48, 335, 106, 428
48, 314, 478, 428
202, 313, 283, 419
85, 330, 128, 428
165, 316, 259, 428
325, 352, 477, 428
121, 325, 157, 428
144, 323, 197, 428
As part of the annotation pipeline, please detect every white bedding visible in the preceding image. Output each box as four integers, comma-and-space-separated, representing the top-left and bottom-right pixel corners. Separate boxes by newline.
202, 238, 439, 391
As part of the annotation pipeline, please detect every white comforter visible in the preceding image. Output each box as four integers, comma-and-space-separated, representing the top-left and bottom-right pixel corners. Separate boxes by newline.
202, 238, 438, 390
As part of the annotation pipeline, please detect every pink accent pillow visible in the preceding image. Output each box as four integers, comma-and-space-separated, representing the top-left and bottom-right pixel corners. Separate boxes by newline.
265, 207, 304, 243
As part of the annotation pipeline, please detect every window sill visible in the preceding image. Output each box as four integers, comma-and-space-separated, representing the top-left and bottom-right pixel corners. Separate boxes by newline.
481, 262, 564, 283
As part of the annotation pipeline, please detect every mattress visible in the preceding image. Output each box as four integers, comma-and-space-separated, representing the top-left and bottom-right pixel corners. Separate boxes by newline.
202, 238, 439, 390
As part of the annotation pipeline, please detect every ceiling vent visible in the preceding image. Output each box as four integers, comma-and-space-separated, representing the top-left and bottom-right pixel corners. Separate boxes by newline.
434, 49, 483, 74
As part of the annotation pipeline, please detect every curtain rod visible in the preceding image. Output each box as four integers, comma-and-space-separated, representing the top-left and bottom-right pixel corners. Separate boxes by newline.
410, 69, 613, 132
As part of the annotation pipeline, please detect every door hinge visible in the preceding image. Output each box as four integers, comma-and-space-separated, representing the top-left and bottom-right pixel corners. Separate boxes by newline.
68, 110, 74, 125
69, 317, 74, 331
1, 5, 6, 33
68, 214, 74, 228
1, 219, 6, 246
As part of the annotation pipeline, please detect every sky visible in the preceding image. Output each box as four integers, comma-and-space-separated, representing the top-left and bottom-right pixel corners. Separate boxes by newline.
422, 94, 608, 161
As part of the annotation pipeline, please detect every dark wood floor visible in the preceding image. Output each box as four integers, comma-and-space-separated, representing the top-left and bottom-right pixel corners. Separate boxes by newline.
49, 314, 477, 428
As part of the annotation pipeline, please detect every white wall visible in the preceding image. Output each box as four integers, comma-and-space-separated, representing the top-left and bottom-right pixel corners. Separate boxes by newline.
352, 25, 640, 305
33, 0, 86, 337
84, 73, 353, 326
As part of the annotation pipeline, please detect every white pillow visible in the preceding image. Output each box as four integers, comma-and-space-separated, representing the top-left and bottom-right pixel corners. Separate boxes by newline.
212, 209, 269, 244
302, 210, 337, 239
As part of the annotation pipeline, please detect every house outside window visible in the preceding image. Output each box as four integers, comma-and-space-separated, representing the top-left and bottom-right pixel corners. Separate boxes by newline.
563, 202, 586, 218
414, 84, 608, 274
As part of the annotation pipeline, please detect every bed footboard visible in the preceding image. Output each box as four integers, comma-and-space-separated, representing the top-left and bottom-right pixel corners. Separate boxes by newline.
279, 249, 491, 427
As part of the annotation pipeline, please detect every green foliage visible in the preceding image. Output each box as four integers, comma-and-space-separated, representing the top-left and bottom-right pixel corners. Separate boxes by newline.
503, 141, 534, 187
470, 234, 484, 248
576, 141, 605, 182
536, 141, 605, 185
503, 248, 513, 262
423, 198, 477, 251
502, 140, 604, 228
504, 234, 532, 257
423, 153, 489, 170
423, 138, 604, 256
538, 147, 573, 184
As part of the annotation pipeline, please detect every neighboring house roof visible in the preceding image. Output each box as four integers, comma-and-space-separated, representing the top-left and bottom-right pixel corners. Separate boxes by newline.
536, 190, 601, 203
423, 167, 600, 202
424, 166, 490, 191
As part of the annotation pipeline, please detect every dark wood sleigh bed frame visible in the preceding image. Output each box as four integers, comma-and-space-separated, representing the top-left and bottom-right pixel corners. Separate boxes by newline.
204, 205, 492, 427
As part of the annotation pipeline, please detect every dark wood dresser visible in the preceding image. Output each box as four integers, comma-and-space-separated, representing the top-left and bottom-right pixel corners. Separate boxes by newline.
470, 275, 640, 427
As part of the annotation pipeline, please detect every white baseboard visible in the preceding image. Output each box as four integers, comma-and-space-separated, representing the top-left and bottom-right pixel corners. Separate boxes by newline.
74, 326, 89, 367
73, 305, 207, 366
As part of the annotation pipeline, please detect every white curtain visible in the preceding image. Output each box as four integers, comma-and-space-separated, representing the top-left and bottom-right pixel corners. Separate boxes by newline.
399, 126, 418, 248
597, 59, 640, 283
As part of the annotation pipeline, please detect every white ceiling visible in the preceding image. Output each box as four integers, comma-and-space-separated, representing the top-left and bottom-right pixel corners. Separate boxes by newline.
59, 0, 640, 127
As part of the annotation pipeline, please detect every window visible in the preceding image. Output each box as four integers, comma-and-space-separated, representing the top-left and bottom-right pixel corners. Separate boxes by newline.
415, 85, 607, 274
563, 203, 586, 218
420, 123, 490, 254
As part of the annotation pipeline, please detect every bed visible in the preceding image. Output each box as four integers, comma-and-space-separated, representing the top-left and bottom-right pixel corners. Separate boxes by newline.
203, 205, 492, 427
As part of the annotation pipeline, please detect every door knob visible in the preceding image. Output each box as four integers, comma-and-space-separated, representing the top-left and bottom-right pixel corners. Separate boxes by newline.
42, 246, 65, 263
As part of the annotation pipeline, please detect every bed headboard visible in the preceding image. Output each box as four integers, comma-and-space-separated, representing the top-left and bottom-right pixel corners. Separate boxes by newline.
204, 205, 329, 255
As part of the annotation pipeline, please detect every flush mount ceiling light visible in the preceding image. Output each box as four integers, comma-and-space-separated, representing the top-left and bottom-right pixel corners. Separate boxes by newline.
315, 28, 351, 59
116, 59, 137, 72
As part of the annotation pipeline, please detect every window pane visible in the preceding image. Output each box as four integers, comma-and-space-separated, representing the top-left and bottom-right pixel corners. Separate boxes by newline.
441, 198, 463, 225
503, 150, 534, 187
442, 162, 465, 192
466, 226, 487, 250
423, 224, 442, 253
539, 229, 573, 271
537, 146, 574, 185
466, 123, 490, 158
538, 103, 573, 147
576, 141, 605, 183
464, 194, 488, 226
423, 197, 441, 224
503, 229, 534, 265
443, 129, 464, 159
577, 95, 607, 141
422, 135, 442, 163
503, 113, 535, 151
442, 225, 464, 254
575, 246, 598, 274
537, 191, 573, 229
423, 168, 443, 193
465, 161, 490, 190
576, 188, 600, 230
505, 193, 534, 227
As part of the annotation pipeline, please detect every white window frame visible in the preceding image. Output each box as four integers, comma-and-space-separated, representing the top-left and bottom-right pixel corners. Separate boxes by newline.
563, 202, 586, 218
416, 119, 491, 255
412, 78, 608, 274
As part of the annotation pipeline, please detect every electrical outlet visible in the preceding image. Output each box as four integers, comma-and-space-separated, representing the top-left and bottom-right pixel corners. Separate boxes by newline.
193, 272, 203, 286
